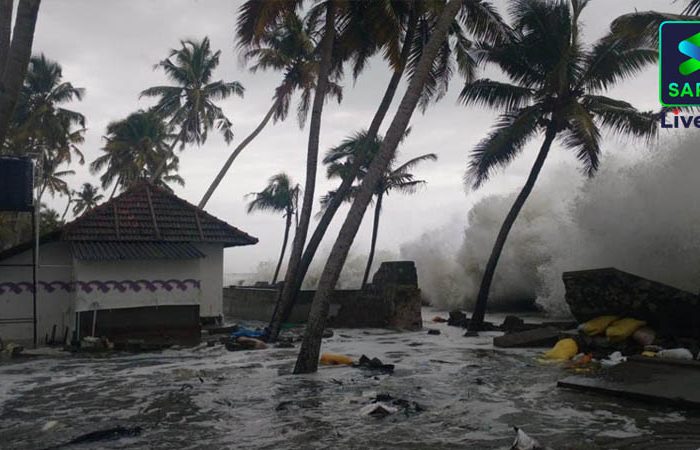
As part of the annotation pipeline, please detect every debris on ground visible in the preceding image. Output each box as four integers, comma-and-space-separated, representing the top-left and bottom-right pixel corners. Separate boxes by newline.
511, 427, 548, 450
494, 327, 560, 349
605, 318, 647, 343
61, 426, 143, 447
427, 329, 441, 335
656, 348, 693, 360
431, 316, 448, 323
365, 393, 425, 417
320, 353, 354, 366
0, 342, 23, 359
224, 336, 267, 351
361, 402, 398, 417
230, 327, 266, 339
79, 336, 114, 352
447, 310, 468, 327
600, 351, 626, 367
541, 338, 579, 361
354, 355, 395, 374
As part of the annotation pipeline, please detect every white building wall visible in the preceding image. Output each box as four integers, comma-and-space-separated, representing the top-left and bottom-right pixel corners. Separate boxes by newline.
195, 244, 223, 318
0, 242, 74, 345
73, 258, 202, 312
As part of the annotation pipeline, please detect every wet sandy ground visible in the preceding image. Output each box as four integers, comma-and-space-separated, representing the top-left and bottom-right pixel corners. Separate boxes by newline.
1, 309, 699, 449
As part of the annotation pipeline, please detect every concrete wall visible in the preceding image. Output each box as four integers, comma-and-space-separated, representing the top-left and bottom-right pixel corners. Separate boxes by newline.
0, 242, 74, 345
223, 261, 423, 329
196, 244, 223, 319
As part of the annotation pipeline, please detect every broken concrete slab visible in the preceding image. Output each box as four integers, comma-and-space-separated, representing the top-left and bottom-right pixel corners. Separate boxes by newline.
558, 357, 700, 409
563, 267, 700, 338
493, 327, 560, 348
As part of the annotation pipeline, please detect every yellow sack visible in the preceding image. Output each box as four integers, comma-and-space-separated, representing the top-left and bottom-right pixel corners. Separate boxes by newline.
320, 353, 354, 366
581, 315, 619, 336
606, 318, 647, 343
542, 338, 579, 361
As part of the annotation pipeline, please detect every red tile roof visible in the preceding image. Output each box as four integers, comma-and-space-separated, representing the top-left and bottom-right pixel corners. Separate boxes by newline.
63, 182, 258, 247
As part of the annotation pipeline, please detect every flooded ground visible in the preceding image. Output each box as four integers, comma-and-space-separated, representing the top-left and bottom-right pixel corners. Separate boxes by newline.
1, 309, 699, 449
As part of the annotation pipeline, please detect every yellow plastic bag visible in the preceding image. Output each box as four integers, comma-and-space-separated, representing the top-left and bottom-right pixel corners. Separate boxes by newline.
320, 353, 354, 366
542, 338, 579, 361
580, 315, 619, 336
606, 318, 647, 343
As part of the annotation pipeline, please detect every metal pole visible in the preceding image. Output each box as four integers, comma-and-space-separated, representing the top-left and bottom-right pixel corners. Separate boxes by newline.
31, 207, 37, 349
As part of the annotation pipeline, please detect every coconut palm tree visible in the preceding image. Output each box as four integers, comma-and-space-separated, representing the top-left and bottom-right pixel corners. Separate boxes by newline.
461, 0, 658, 332
246, 173, 301, 284
140, 37, 244, 181
0, 0, 41, 145
294, 0, 466, 374
323, 130, 437, 288
7, 54, 86, 164
198, 10, 342, 208
269, 0, 506, 342
38, 153, 73, 199
71, 182, 103, 217
90, 110, 183, 195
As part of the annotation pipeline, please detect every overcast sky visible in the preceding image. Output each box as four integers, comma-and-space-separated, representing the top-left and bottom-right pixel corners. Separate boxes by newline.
30, 0, 676, 276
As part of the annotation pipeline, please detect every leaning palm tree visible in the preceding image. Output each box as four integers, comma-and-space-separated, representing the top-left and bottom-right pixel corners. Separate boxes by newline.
140, 37, 244, 181
71, 182, 104, 217
461, 0, 658, 332
294, 0, 468, 374
90, 110, 183, 196
246, 173, 301, 284
323, 130, 437, 288
198, 10, 342, 208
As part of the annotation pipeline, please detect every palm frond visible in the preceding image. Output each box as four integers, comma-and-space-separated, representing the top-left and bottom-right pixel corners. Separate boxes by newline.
459, 78, 534, 110
561, 101, 601, 177
582, 95, 659, 140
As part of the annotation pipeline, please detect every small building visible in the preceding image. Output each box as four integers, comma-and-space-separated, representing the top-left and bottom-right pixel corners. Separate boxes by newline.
0, 182, 257, 346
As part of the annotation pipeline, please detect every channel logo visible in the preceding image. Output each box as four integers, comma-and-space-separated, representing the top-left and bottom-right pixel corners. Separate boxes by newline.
660, 21, 700, 106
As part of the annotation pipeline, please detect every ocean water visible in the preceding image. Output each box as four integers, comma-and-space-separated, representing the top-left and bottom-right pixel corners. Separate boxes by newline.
0, 309, 698, 449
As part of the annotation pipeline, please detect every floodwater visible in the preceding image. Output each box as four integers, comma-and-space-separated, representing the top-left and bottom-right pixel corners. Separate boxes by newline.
1, 309, 699, 450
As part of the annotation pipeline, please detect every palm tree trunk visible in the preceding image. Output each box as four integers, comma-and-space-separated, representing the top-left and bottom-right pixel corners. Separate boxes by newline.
293, 0, 462, 374
0, 0, 41, 145
361, 192, 382, 288
266, 9, 417, 342
150, 134, 180, 183
272, 211, 292, 285
60, 196, 71, 221
272, 0, 335, 336
0, 0, 13, 73
467, 126, 558, 332
198, 101, 278, 208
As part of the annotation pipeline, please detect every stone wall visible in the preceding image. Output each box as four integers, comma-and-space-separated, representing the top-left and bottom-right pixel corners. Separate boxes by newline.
222, 261, 422, 330
563, 267, 700, 338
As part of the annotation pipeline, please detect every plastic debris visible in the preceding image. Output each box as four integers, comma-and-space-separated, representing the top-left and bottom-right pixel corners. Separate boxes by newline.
600, 351, 627, 367
511, 427, 547, 450
632, 326, 656, 347
657, 348, 693, 360
641, 351, 657, 358
605, 318, 647, 343
361, 402, 398, 417
542, 338, 578, 361
579, 315, 619, 336
230, 327, 266, 339
320, 353, 354, 366
355, 354, 395, 373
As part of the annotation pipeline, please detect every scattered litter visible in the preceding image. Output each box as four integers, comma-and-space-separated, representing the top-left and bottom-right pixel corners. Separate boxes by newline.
605, 318, 646, 343
600, 351, 627, 367
657, 348, 693, 361
511, 427, 547, 450
355, 355, 395, 373
427, 329, 441, 335
579, 315, 619, 336
230, 327, 266, 339
320, 353, 354, 366
361, 402, 398, 417
225, 336, 267, 351
541, 338, 578, 361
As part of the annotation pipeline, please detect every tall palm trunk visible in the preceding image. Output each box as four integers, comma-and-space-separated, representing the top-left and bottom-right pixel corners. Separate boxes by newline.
273, 0, 335, 333
199, 101, 278, 208
0, 0, 41, 145
293, 0, 462, 374
60, 195, 71, 221
272, 211, 292, 285
109, 175, 121, 199
361, 191, 382, 288
0, 0, 12, 71
267, 10, 417, 341
149, 137, 179, 183
468, 126, 558, 332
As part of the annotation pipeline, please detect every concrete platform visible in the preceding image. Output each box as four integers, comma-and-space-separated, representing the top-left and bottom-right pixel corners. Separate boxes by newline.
558, 357, 700, 409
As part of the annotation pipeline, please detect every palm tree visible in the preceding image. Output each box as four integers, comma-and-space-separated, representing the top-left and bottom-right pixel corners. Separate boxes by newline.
246, 173, 301, 284
461, 0, 658, 332
39, 153, 74, 199
198, 10, 342, 208
294, 0, 466, 374
90, 110, 183, 195
140, 37, 244, 181
7, 54, 86, 164
71, 182, 104, 217
0, 0, 41, 145
323, 130, 437, 287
